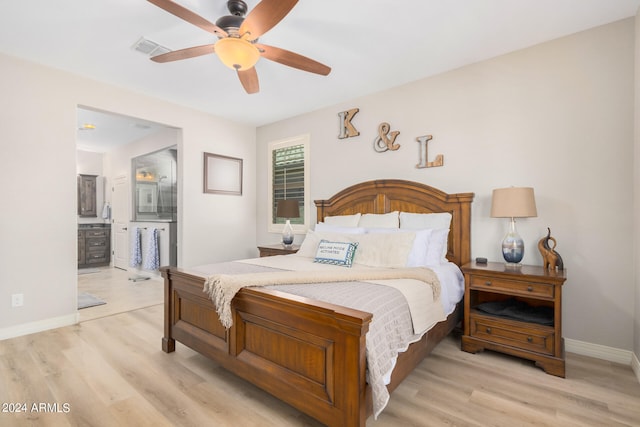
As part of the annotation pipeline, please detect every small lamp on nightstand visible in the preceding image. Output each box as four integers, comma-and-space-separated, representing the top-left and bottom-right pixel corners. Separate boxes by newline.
276, 199, 300, 248
491, 187, 537, 266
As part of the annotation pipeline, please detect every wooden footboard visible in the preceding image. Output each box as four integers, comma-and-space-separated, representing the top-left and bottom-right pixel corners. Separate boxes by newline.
161, 266, 461, 427
162, 266, 374, 427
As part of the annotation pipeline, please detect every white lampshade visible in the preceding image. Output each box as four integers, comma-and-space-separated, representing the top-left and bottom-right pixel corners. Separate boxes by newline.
215, 37, 260, 71
491, 187, 537, 218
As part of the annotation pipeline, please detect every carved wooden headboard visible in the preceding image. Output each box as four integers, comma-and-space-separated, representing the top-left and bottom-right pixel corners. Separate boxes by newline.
314, 179, 474, 266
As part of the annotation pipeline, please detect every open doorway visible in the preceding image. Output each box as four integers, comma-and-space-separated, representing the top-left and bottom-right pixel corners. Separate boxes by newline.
76, 106, 179, 320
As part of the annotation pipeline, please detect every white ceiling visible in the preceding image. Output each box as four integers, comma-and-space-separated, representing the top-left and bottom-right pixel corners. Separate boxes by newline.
76, 107, 168, 152
1, 0, 638, 150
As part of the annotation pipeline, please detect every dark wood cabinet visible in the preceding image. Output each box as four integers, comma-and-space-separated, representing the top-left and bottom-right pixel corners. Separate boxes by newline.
78, 174, 98, 217
461, 261, 567, 377
78, 230, 85, 265
78, 225, 110, 268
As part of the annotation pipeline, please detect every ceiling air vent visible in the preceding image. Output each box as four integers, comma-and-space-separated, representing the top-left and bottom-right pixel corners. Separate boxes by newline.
132, 37, 171, 56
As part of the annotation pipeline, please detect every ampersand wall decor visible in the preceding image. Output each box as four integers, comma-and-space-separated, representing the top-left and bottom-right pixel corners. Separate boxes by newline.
373, 122, 401, 152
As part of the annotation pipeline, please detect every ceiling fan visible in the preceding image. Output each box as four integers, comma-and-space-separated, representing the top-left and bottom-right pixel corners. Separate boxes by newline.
147, 0, 331, 94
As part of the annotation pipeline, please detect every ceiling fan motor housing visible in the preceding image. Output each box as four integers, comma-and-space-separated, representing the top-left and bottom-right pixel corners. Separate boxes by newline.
216, 0, 248, 35
227, 0, 247, 16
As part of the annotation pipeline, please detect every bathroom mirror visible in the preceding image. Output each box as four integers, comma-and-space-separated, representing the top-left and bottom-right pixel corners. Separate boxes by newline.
132, 146, 177, 221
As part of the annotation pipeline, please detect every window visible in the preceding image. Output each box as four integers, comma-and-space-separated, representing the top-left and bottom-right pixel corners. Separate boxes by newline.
268, 134, 310, 233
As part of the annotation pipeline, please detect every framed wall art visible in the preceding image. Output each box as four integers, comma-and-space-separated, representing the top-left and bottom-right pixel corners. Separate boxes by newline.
203, 152, 243, 195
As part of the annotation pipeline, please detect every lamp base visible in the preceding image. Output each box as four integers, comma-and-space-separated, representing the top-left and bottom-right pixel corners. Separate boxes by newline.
282, 219, 294, 249
501, 218, 524, 264
503, 262, 523, 269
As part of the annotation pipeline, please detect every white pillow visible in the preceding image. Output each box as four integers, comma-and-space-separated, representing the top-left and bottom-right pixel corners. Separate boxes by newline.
406, 229, 433, 267
357, 211, 399, 229
351, 232, 415, 268
314, 240, 358, 267
363, 228, 399, 234
366, 227, 433, 268
323, 213, 361, 227
425, 228, 449, 265
314, 223, 367, 234
296, 230, 323, 257
400, 212, 452, 230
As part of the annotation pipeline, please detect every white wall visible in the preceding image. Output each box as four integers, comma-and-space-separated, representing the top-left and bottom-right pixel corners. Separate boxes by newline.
634, 11, 640, 372
0, 52, 256, 337
257, 19, 635, 351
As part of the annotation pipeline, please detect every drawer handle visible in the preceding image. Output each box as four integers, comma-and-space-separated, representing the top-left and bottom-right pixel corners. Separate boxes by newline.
527, 286, 533, 292
527, 336, 533, 343
484, 281, 492, 286
485, 327, 491, 334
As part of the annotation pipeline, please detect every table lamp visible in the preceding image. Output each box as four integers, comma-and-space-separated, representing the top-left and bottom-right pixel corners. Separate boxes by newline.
276, 199, 300, 248
490, 187, 537, 266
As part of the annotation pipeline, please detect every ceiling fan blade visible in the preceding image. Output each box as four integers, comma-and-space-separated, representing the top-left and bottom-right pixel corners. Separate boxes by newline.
256, 44, 331, 76
240, 0, 297, 40
237, 67, 259, 94
150, 44, 216, 63
147, 0, 228, 37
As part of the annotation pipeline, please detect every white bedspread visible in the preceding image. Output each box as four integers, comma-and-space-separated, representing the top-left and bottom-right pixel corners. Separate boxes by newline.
239, 255, 464, 317
237, 255, 445, 334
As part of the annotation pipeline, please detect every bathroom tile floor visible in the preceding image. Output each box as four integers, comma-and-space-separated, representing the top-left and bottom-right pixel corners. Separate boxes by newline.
77, 267, 164, 322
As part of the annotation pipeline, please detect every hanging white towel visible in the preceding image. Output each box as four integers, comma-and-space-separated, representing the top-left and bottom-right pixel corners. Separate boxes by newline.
143, 227, 160, 270
130, 227, 142, 267
101, 203, 110, 220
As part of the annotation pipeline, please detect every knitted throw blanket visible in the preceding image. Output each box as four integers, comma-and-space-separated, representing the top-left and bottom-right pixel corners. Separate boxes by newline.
204, 267, 441, 329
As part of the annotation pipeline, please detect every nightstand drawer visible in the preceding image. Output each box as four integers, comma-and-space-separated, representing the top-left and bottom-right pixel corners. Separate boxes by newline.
469, 275, 554, 299
470, 312, 554, 355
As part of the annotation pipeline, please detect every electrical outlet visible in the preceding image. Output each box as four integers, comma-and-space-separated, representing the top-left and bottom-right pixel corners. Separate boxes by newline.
11, 293, 23, 307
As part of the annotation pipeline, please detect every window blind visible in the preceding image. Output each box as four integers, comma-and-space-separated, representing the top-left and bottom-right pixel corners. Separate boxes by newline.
272, 144, 304, 224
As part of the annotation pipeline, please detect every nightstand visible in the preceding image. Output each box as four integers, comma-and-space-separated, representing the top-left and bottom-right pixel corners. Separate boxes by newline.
461, 262, 567, 377
257, 244, 300, 257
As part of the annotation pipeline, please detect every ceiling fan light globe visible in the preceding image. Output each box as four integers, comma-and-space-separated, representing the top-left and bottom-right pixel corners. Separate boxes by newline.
215, 37, 260, 71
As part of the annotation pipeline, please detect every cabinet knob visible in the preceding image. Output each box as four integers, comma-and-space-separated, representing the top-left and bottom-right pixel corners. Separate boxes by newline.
484, 281, 492, 286
485, 327, 492, 334
527, 286, 533, 292
527, 336, 533, 343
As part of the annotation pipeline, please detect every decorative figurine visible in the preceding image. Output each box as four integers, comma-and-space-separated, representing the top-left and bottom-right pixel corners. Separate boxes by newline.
538, 228, 564, 271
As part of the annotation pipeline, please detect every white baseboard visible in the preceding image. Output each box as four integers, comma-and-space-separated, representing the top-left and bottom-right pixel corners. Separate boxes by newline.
0, 313, 79, 341
632, 352, 640, 384
565, 337, 633, 365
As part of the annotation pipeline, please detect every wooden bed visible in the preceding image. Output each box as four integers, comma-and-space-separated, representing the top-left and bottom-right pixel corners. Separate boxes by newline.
161, 179, 474, 426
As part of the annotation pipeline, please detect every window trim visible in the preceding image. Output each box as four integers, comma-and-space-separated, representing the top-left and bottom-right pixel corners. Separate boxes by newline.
267, 134, 310, 234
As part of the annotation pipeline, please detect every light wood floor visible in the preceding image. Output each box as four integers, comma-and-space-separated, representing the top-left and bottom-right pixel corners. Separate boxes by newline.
0, 268, 638, 426
77, 267, 163, 322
